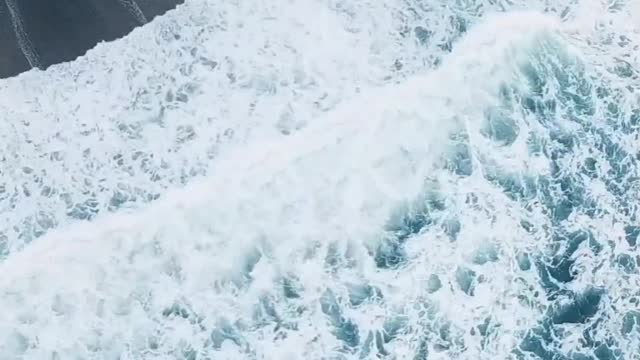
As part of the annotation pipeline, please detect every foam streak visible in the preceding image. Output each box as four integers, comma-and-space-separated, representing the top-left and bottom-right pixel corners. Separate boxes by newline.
117, 0, 148, 24
4, 0, 41, 69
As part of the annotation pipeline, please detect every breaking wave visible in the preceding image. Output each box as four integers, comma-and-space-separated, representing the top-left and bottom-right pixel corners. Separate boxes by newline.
1, 1, 640, 359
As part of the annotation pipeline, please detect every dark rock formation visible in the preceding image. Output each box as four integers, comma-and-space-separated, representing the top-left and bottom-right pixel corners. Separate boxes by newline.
0, 0, 183, 79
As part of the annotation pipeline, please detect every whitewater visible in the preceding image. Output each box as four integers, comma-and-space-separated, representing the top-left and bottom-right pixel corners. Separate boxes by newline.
1, 0, 640, 359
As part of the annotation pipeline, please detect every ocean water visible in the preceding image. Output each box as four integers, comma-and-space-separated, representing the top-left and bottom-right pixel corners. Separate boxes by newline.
1, 0, 640, 359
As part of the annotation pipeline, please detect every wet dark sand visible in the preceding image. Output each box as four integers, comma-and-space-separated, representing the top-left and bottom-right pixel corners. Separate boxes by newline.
0, 0, 183, 79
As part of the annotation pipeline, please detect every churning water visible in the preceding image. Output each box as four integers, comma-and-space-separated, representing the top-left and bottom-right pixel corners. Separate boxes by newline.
1, 1, 640, 359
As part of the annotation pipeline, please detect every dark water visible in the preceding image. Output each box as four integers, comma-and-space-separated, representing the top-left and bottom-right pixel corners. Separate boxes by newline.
0, 0, 182, 78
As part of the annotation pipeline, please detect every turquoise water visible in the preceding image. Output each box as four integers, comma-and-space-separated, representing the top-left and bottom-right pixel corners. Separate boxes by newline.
1, 1, 639, 359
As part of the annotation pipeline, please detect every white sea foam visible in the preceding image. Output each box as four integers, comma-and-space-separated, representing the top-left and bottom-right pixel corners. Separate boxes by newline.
1, 0, 640, 359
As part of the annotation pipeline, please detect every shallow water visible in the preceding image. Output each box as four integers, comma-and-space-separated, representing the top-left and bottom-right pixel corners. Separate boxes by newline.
1, 1, 639, 359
